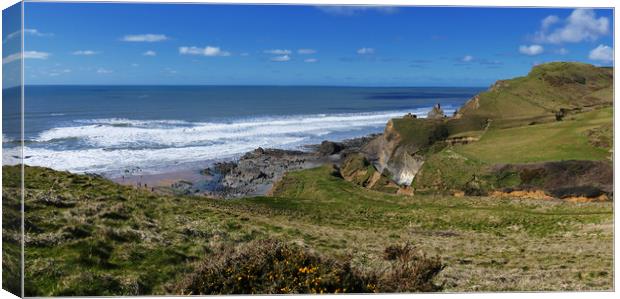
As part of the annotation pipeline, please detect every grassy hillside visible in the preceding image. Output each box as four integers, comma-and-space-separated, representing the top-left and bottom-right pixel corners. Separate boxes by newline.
455, 107, 612, 164
454, 62, 613, 132
414, 107, 612, 193
3, 164, 613, 295
362, 62, 612, 190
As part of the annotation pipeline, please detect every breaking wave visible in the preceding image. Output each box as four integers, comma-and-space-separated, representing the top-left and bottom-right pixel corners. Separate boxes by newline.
6, 106, 456, 175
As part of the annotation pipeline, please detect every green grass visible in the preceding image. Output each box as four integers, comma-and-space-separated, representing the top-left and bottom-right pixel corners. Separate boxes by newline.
3, 162, 612, 295
453, 107, 612, 164
390, 118, 448, 147
457, 62, 613, 128
413, 107, 612, 192
413, 148, 485, 193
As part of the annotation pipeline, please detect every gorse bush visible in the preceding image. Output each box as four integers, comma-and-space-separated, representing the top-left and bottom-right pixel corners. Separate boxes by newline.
176, 240, 444, 294
176, 239, 369, 294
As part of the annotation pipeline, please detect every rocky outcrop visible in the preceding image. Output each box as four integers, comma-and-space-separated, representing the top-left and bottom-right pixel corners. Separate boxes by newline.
362, 117, 448, 187
318, 141, 343, 156
204, 148, 319, 198
339, 153, 400, 193
426, 104, 445, 119
201, 135, 378, 198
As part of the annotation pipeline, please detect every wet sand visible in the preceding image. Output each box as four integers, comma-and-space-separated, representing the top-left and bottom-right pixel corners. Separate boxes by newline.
112, 167, 207, 189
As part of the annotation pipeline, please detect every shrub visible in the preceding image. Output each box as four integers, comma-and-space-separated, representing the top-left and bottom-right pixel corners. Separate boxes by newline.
376, 243, 445, 292
176, 239, 369, 294
175, 240, 444, 294
549, 186, 606, 199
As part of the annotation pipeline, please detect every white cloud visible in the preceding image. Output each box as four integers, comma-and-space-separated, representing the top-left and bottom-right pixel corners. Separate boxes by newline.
357, 47, 375, 55
298, 48, 317, 54
588, 44, 613, 62
179, 46, 231, 57
556, 48, 569, 55
3, 28, 53, 43
304, 58, 318, 63
23, 51, 50, 59
317, 6, 398, 16
24, 29, 53, 37
3, 53, 22, 65
122, 34, 169, 42
131, 63, 139, 67
519, 45, 544, 56
534, 9, 609, 44
264, 49, 291, 55
143, 50, 157, 56
72, 50, 99, 56
541, 15, 560, 29
271, 55, 291, 62
461, 55, 474, 62
96, 68, 113, 74
240, 53, 250, 56
3, 51, 50, 64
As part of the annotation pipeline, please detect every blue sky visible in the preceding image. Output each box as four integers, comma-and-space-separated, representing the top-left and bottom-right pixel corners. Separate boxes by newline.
4, 3, 615, 86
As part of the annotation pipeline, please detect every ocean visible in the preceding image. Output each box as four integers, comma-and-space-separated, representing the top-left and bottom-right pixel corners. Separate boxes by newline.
2, 85, 482, 177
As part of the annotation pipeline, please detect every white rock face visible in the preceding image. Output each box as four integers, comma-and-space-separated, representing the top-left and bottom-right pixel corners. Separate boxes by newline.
362, 119, 429, 187
388, 151, 425, 186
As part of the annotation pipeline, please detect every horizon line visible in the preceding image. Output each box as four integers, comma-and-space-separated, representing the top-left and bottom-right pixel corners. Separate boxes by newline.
4, 84, 488, 89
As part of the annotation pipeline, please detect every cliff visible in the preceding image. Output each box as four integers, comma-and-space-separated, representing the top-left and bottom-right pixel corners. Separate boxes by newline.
361, 118, 448, 186
351, 62, 613, 197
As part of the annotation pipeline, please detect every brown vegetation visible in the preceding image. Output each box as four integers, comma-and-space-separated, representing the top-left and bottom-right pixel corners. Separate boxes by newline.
176, 240, 444, 294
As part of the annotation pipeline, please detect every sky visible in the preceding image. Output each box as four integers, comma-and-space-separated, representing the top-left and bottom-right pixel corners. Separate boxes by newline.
2, 3, 615, 87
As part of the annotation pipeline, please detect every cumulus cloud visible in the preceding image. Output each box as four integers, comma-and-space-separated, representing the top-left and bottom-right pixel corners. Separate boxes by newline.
357, 47, 375, 55
179, 46, 231, 57
556, 48, 569, 55
3, 51, 50, 64
317, 6, 398, 16
588, 44, 613, 62
264, 49, 291, 55
72, 50, 99, 55
271, 55, 291, 62
122, 34, 169, 42
304, 58, 318, 63
143, 50, 157, 56
534, 9, 609, 43
298, 48, 317, 54
519, 44, 544, 56
541, 15, 560, 29
461, 55, 474, 62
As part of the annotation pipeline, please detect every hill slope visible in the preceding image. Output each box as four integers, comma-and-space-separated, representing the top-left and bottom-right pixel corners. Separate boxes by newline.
2, 165, 613, 294
455, 62, 613, 129
356, 62, 613, 192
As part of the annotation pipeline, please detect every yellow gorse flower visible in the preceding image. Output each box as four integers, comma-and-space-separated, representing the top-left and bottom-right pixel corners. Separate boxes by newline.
298, 266, 318, 274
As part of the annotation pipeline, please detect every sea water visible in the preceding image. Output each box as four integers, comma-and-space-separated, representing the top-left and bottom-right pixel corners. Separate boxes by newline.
2, 85, 482, 177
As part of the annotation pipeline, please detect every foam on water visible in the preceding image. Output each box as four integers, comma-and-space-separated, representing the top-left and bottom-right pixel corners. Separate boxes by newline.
11, 136, 305, 176
5, 106, 457, 175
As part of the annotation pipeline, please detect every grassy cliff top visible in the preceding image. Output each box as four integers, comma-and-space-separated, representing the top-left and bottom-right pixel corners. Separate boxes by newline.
456, 62, 613, 129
